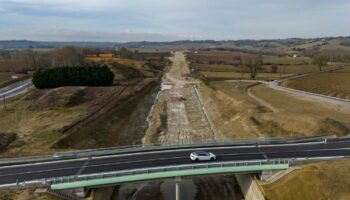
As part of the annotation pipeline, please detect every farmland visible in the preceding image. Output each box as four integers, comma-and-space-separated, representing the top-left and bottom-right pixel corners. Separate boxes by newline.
0, 42, 350, 200
200, 71, 294, 80
186, 50, 336, 80
283, 68, 350, 100
0, 57, 27, 73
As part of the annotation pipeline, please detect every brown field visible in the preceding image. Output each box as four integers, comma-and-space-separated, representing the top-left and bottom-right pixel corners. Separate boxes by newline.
283, 68, 350, 100
0, 57, 27, 73
0, 72, 28, 86
187, 50, 337, 81
187, 50, 254, 64
85, 56, 155, 78
263, 160, 350, 200
198, 80, 350, 139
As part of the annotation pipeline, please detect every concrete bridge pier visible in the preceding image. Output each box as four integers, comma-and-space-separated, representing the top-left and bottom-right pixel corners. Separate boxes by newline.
175, 177, 181, 200
235, 173, 265, 200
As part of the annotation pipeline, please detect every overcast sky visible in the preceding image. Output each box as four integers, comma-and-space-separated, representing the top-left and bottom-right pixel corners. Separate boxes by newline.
0, 0, 349, 42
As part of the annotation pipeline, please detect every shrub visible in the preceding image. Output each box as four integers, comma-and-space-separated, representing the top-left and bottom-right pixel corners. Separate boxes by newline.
32, 64, 114, 89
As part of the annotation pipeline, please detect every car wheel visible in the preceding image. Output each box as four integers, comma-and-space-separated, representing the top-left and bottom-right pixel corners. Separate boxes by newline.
210, 157, 214, 161
195, 158, 199, 162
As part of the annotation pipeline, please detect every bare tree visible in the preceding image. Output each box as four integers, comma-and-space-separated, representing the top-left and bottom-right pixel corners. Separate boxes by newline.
270, 64, 279, 73
313, 55, 328, 72
51, 46, 84, 66
243, 56, 263, 79
24, 49, 39, 69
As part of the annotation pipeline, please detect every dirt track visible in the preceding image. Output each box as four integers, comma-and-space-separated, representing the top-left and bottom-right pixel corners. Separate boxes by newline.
143, 52, 215, 144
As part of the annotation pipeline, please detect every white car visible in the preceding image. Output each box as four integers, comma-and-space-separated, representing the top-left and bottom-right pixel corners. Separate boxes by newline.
190, 151, 216, 162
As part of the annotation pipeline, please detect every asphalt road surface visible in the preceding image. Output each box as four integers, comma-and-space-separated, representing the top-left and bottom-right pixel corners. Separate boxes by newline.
269, 68, 350, 107
0, 137, 349, 186
0, 79, 32, 98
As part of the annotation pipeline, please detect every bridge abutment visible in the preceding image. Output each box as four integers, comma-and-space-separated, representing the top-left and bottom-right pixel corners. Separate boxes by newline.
235, 174, 265, 200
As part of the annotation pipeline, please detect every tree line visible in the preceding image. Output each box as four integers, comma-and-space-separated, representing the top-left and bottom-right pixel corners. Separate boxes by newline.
32, 64, 114, 89
24, 46, 85, 70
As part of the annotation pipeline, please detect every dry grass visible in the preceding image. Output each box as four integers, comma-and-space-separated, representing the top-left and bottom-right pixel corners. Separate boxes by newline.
198, 81, 262, 139
0, 189, 61, 200
85, 56, 154, 77
263, 160, 350, 200
250, 84, 350, 136
198, 80, 350, 140
199, 80, 350, 199
0, 96, 87, 157
284, 68, 350, 100
85, 56, 143, 68
55, 80, 158, 149
0, 58, 26, 73
262, 56, 312, 65
0, 72, 27, 85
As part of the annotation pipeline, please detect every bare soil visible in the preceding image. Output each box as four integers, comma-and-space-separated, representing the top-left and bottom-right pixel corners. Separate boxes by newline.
55, 79, 159, 149
143, 52, 215, 145
198, 80, 350, 139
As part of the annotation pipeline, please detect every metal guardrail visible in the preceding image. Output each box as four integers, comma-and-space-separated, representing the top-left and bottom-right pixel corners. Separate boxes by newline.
51, 136, 337, 158
274, 83, 350, 104
0, 135, 336, 166
9, 159, 289, 189
0, 79, 32, 98
273, 66, 350, 104
0, 79, 31, 92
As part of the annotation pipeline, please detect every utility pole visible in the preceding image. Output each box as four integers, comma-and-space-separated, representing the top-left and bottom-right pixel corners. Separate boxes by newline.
3, 96, 6, 110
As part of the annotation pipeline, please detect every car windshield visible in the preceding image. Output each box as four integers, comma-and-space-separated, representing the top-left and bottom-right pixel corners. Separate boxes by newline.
194, 151, 209, 156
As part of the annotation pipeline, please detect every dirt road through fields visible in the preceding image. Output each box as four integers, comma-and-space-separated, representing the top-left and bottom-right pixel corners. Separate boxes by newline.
143, 52, 215, 144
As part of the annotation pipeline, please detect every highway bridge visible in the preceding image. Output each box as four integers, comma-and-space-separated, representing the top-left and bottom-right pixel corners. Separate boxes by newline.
0, 136, 349, 193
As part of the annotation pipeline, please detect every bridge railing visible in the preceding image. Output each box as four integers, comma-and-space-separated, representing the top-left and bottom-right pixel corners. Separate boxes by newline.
52, 136, 334, 159
10, 159, 289, 189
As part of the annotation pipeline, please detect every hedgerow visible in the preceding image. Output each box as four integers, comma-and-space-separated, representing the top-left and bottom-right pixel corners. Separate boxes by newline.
32, 65, 114, 88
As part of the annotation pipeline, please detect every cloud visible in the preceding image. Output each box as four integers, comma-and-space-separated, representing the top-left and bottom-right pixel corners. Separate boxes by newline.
0, 0, 350, 41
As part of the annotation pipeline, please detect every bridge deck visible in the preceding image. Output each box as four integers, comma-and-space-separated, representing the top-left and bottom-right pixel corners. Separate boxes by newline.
51, 163, 289, 190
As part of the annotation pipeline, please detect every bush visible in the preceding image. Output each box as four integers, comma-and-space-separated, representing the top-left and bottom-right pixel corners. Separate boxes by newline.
32, 65, 114, 89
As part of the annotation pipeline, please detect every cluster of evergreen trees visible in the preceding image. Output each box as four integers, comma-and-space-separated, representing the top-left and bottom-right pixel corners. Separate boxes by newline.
32, 64, 115, 89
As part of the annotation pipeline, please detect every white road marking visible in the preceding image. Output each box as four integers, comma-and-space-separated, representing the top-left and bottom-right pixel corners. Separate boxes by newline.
2, 147, 350, 178
0, 140, 348, 170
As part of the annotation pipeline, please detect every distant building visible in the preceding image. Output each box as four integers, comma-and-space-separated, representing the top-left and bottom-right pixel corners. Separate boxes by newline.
11, 75, 18, 80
